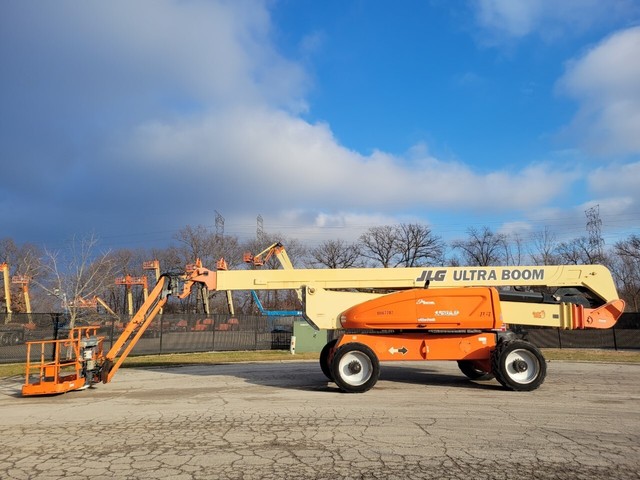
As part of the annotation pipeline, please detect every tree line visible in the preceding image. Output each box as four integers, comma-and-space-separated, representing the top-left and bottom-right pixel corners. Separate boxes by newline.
1, 223, 639, 323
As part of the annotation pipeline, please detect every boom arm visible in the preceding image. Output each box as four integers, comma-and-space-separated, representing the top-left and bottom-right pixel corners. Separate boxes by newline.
101, 274, 176, 383
182, 264, 623, 330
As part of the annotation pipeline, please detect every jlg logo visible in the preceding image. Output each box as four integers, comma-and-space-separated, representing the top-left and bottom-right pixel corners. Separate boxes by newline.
416, 270, 446, 283
533, 310, 545, 319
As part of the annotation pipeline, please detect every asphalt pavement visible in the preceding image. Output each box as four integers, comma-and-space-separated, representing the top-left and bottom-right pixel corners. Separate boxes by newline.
1, 359, 639, 479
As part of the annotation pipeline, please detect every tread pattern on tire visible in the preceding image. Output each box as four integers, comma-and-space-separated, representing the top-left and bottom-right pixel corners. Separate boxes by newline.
331, 342, 380, 394
491, 340, 546, 392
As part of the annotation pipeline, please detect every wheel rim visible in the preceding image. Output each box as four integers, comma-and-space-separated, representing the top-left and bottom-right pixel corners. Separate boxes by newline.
504, 349, 539, 384
337, 351, 373, 386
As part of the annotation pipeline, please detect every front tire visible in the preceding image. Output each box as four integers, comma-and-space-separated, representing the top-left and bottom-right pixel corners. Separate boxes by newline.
491, 340, 546, 391
331, 343, 380, 393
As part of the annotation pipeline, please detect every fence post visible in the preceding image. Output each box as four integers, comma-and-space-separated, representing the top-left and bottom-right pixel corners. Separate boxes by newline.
159, 315, 163, 355
211, 315, 216, 351
557, 328, 562, 349
255, 318, 258, 351
612, 327, 618, 351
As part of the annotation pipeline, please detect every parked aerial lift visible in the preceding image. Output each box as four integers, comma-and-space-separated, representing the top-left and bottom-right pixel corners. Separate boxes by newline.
0, 267, 35, 345
115, 275, 149, 315
70, 295, 119, 317
11, 274, 32, 314
1, 263, 12, 314
22, 247, 625, 395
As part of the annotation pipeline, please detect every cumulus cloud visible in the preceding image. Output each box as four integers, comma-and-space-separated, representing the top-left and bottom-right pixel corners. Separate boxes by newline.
0, 0, 587, 247
557, 27, 640, 156
122, 107, 576, 215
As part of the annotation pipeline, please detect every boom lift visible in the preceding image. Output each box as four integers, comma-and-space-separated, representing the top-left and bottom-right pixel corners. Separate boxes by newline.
70, 295, 119, 318
1, 263, 11, 314
22, 251, 625, 396
11, 275, 32, 314
23, 275, 179, 395
179, 262, 624, 393
115, 275, 149, 315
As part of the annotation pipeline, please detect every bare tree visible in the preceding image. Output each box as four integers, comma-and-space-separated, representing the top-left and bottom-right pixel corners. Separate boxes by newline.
529, 227, 559, 265
396, 223, 444, 267
358, 225, 401, 267
309, 239, 362, 268
556, 236, 603, 265
36, 234, 117, 328
174, 225, 217, 267
613, 235, 640, 311
502, 233, 525, 266
451, 227, 507, 266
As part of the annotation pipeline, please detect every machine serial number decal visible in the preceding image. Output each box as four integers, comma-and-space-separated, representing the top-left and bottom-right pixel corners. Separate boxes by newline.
435, 310, 459, 317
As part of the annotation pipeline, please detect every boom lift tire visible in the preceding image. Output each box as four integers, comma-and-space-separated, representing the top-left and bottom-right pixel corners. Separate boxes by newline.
457, 360, 494, 381
319, 339, 337, 381
331, 342, 380, 393
491, 340, 546, 391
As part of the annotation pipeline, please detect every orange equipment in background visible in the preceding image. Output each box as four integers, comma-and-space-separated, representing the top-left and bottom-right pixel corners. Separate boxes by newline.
1, 263, 11, 314
115, 275, 149, 315
11, 274, 31, 314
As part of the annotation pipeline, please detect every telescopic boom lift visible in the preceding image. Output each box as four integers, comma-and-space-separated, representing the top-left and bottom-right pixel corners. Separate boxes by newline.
22, 247, 625, 396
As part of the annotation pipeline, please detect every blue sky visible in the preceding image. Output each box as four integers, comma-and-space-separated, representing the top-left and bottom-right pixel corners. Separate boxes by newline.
1, 0, 639, 253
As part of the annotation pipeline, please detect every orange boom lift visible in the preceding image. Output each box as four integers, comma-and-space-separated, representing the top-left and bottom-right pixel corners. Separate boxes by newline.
22, 244, 625, 396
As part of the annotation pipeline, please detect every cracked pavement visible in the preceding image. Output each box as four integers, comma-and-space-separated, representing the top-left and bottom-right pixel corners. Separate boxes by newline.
1, 360, 639, 479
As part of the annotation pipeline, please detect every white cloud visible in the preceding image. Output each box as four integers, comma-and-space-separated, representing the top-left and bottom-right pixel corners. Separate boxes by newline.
557, 27, 640, 156
588, 161, 640, 195
121, 106, 578, 221
0, 0, 596, 247
473, 0, 639, 42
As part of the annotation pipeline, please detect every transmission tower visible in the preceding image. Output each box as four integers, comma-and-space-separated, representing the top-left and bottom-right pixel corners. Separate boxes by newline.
256, 214, 265, 241
585, 204, 604, 260
214, 210, 225, 238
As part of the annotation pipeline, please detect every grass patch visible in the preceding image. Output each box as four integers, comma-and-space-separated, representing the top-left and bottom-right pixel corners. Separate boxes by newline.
121, 350, 320, 367
0, 350, 321, 379
2, 348, 638, 380
0, 363, 24, 378
541, 348, 640, 363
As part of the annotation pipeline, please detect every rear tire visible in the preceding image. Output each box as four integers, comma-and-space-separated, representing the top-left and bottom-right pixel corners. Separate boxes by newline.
331, 343, 380, 393
457, 360, 494, 381
319, 339, 337, 381
491, 340, 546, 391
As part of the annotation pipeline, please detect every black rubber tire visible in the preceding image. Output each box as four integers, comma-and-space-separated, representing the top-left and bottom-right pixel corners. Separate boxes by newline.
457, 360, 495, 381
319, 339, 338, 381
491, 340, 546, 391
331, 343, 380, 393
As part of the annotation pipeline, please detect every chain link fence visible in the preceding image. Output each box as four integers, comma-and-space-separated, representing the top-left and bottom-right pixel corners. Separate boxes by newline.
1, 312, 638, 364
0, 312, 295, 364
